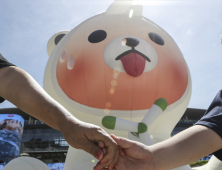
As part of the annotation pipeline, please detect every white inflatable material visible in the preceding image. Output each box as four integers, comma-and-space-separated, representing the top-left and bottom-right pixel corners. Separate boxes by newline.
142, 104, 164, 126
139, 131, 154, 145
2, 157, 50, 170
115, 117, 139, 132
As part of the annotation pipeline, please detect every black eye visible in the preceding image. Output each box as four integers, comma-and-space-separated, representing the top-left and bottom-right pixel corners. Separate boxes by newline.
55, 34, 66, 45
88, 30, 107, 43
148, 32, 164, 45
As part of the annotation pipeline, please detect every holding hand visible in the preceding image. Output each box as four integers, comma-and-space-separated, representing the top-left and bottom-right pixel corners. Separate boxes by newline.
94, 134, 155, 170
59, 117, 119, 170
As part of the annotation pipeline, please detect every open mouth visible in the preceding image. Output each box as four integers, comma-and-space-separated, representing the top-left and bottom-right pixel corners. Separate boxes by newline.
115, 48, 151, 77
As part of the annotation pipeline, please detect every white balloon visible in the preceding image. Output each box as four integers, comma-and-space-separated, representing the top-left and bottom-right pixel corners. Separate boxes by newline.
2, 157, 50, 170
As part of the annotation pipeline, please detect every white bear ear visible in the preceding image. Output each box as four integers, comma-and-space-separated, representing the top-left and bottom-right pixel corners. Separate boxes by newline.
47, 31, 69, 57
106, 0, 133, 14
106, 0, 143, 17
130, 5, 143, 16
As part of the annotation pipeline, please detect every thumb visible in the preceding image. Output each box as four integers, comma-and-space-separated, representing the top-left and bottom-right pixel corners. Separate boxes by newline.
110, 134, 135, 149
82, 140, 104, 160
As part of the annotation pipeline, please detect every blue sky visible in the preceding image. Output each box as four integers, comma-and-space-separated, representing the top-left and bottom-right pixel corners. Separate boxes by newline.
0, 0, 222, 110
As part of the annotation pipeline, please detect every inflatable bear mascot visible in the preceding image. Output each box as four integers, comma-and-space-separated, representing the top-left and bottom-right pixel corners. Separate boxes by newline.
4, 0, 221, 170
44, 0, 193, 169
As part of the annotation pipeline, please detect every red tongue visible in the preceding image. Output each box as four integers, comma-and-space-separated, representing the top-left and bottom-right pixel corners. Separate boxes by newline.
120, 52, 146, 77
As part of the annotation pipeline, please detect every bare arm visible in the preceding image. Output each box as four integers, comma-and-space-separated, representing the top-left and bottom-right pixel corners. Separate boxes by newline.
97, 125, 222, 170
0, 66, 71, 130
152, 125, 222, 170
0, 66, 118, 169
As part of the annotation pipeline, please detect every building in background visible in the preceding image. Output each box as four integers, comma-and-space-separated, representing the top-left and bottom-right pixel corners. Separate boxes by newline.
0, 108, 68, 165
0, 113, 24, 164
171, 108, 206, 136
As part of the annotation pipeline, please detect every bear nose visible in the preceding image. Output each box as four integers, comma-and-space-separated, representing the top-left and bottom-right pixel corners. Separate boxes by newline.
123, 38, 139, 48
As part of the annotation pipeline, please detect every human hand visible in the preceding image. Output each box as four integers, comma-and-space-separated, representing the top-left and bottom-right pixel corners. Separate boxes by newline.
0, 119, 23, 136
59, 118, 118, 170
0, 119, 5, 126
94, 134, 155, 170
0, 119, 7, 129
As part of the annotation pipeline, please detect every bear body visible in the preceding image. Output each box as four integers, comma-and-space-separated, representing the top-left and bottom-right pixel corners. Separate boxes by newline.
44, 0, 196, 170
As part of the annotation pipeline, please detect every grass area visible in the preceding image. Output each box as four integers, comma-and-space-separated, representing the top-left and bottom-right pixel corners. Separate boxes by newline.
190, 160, 209, 167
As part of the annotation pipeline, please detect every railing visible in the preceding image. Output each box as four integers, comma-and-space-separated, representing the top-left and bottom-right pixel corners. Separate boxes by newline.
178, 119, 198, 124
21, 147, 68, 153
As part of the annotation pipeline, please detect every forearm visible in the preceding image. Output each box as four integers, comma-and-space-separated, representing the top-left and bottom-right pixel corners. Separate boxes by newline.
0, 66, 118, 166
0, 66, 78, 130
150, 125, 222, 170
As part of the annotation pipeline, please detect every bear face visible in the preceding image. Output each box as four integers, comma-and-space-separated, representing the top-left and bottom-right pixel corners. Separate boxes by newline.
44, 0, 191, 119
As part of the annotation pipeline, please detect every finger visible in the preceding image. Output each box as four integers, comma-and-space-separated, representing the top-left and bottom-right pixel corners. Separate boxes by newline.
99, 144, 117, 169
98, 141, 107, 158
102, 148, 119, 170
109, 150, 119, 170
94, 164, 117, 170
111, 134, 134, 149
93, 161, 103, 170
98, 168, 116, 170
98, 141, 105, 148
94, 134, 118, 169
82, 140, 104, 160
94, 149, 118, 170
102, 148, 107, 155
95, 160, 101, 167
118, 146, 125, 156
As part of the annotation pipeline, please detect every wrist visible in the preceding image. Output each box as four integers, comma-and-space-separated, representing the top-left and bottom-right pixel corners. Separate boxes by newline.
57, 113, 80, 133
146, 145, 157, 170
